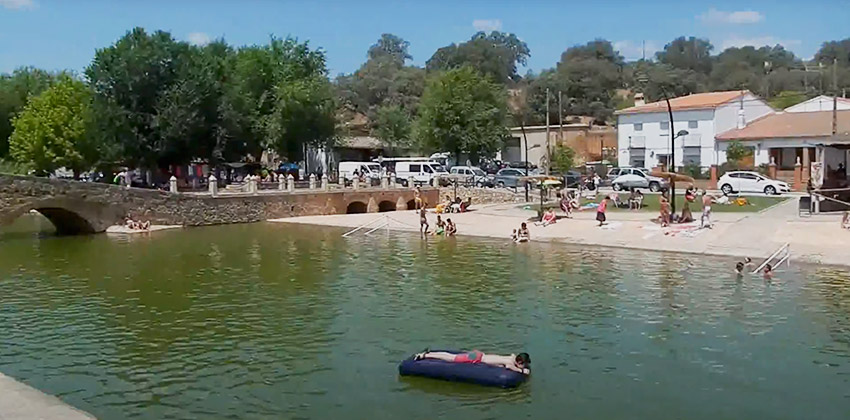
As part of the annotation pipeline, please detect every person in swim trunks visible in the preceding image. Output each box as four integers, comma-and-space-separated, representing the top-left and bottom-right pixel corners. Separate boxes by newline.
413, 349, 531, 374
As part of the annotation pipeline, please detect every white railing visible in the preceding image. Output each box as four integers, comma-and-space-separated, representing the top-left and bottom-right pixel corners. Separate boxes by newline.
342, 215, 388, 237
752, 243, 790, 274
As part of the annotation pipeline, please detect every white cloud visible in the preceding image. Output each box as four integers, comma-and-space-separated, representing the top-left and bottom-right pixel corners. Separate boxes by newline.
721, 36, 801, 50
187, 32, 211, 46
472, 19, 502, 32
0, 0, 35, 10
699, 8, 764, 25
614, 40, 660, 61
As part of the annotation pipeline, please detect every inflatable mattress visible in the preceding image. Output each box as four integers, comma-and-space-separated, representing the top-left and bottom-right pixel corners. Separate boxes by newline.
398, 350, 528, 388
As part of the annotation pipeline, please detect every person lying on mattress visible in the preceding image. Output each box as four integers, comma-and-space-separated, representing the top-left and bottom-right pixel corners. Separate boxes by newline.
413, 349, 531, 374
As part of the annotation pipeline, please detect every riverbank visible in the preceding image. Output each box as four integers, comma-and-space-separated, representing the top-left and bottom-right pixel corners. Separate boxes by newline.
271, 198, 850, 267
0, 373, 95, 420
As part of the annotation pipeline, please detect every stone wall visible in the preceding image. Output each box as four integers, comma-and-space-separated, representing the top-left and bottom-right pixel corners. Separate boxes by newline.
439, 186, 523, 205
0, 174, 439, 233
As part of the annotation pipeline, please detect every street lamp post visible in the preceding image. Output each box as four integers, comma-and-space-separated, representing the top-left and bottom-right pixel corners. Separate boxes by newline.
520, 124, 541, 202
670, 129, 689, 215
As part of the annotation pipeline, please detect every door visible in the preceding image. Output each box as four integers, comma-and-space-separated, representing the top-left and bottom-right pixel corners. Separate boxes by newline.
738, 173, 760, 192
409, 164, 423, 183
419, 164, 433, 184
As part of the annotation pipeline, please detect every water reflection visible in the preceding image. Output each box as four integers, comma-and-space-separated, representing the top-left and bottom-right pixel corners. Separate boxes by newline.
0, 221, 849, 419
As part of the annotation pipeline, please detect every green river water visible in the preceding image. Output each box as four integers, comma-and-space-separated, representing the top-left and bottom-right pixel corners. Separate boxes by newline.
1, 214, 849, 419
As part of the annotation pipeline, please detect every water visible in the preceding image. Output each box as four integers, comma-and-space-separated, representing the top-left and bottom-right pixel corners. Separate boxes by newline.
1, 214, 850, 419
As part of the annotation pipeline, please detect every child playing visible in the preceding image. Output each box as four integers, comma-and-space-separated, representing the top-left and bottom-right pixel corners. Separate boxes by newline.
597, 196, 609, 227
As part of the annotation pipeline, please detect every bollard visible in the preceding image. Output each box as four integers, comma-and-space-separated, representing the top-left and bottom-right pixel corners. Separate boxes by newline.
287, 174, 295, 192
353, 177, 360, 190
390, 174, 396, 187
381, 174, 389, 189
169, 176, 178, 193
408, 176, 415, 188
252, 175, 259, 195
338, 174, 345, 187
309, 173, 317, 189
209, 174, 218, 196
321, 174, 329, 191
431, 176, 439, 188
279, 174, 286, 190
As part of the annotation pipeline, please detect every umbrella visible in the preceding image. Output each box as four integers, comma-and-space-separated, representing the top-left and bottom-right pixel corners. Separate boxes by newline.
542, 179, 562, 186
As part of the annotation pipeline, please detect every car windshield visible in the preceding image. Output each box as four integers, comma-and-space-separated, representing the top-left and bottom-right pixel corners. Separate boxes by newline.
472, 169, 485, 176
431, 164, 446, 173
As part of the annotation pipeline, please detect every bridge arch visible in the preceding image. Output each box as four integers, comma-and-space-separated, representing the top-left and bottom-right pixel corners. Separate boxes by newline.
378, 200, 396, 212
1, 198, 119, 235
346, 201, 367, 214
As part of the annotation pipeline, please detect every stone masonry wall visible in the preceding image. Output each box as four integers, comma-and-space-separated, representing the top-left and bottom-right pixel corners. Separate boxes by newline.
438, 186, 523, 205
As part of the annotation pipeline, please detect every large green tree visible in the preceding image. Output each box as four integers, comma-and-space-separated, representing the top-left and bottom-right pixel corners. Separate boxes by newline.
656, 36, 714, 74
415, 66, 508, 161
372, 104, 412, 151
0, 67, 56, 158
9, 76, 98, 176
426, 32, 530, 84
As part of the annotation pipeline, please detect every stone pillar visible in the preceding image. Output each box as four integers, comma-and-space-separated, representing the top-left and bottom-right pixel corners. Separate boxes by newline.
252, 175, 259, 195
208, 175, 218, 196
381, 175, 389, 189
287, 174, 295, 192
802, 147, 811, 185
431, 176, 439, 188
321, 175, 329, 191
279, 175, 286, 190
366, 197, 379, 213
709, 165, 718, 190
768, 157, 777, 179
309, 173, 317, 189
338, 174, 345, 187
396, 196, 408, 211
408, 176, 415, 188
390, 174, 396, 187
793, 157, 802, 191
169, 176, 178, 193
353, 177, 360, 190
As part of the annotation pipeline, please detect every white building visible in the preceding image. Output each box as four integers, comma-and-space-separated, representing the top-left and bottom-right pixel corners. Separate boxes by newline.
615, 91, 774, 169
785, 95, 850, 113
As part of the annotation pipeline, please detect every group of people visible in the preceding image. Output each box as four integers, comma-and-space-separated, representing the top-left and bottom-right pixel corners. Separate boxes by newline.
123, 217, 150, 231
419, 208, 456, 237
436, 195, 472, 214
734, 257, 774, 280
655, 185, 715, 229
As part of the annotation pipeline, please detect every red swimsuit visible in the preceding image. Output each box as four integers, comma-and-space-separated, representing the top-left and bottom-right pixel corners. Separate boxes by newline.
454, 350, 484, 363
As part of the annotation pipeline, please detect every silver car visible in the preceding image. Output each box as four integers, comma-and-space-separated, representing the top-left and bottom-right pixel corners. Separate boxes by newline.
611, 168, 668, 192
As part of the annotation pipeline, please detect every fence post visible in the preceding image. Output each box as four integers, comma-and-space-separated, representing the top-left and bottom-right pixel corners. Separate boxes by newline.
209, 175, 218, 196
169, 176, 178, 193
353, 177, 360, 190
287, 174, 295, 192
321, 174, 329, 191
309, 173, 317, 190
279, 174, 285, 190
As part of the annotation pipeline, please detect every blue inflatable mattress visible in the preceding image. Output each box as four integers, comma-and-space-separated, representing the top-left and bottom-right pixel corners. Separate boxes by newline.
398, 350, 528, 388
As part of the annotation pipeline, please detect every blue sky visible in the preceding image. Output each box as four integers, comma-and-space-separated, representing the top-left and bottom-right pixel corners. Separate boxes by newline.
1, 0, 848, 76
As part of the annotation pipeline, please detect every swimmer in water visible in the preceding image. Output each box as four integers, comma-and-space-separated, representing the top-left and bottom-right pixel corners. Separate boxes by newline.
744, 257, 754, 270
414, 349, 531, 375
763, 263, 774, 281
735, 262, 745, 276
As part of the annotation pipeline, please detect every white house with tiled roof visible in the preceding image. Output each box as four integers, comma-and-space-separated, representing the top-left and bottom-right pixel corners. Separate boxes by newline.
785, 95, 850, 113
615, 90, 774, 169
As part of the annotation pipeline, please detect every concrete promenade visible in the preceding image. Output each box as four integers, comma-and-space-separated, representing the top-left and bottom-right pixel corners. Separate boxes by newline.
272, 198, 850, 267
0, 373, 95, 420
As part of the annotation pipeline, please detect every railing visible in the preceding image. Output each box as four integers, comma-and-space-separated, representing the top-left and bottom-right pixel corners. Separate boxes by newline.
342, 215, 389, 237
752, 243, 790, 274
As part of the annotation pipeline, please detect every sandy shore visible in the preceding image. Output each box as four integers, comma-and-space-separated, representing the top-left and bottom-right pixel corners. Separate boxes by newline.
271, 199, 850, 267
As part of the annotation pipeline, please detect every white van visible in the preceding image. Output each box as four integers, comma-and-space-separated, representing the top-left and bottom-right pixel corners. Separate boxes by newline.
338, 161, 382, 181
395, 161, 449, 186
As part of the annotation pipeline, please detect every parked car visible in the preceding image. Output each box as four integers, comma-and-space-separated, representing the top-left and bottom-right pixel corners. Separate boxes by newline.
338, 161, 382, 181
605, 167, 651, 186
449, 166, 494, 187
479, 159, 507, 175
548, 170, 582, 188
611, 168, 668, 192
718, 171, 791, 195
494, 167, 527, 188
395, 161, 449, 186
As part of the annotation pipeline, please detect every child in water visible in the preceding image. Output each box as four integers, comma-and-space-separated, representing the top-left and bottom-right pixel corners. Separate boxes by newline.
735, 262, 745, 276
763, 263, 774, 281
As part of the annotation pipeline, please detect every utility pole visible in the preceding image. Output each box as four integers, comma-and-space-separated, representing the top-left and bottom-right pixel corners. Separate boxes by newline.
833, 58, 838, 137
545, 88, 550, 175
558, 91, 564, 148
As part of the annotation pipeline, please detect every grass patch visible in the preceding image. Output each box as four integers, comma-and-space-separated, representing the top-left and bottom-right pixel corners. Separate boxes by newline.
524, 195, 789, 213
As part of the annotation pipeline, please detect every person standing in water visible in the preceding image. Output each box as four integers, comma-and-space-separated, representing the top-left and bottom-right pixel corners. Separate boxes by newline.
419, 207, 429, 238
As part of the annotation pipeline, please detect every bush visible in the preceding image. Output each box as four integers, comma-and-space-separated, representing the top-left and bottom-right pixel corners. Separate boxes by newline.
0, 159, 28, 175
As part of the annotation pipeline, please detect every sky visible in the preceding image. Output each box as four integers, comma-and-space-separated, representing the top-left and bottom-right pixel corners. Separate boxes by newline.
1, 0, 848, 77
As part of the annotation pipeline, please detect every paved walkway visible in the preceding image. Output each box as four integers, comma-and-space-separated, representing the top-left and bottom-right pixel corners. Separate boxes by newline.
0, 373, 95, 420
272, 199, 850, 267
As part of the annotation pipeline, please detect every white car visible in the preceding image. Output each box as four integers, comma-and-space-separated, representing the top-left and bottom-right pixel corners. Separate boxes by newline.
611, 168, 669, 192
718, 171, 790, 195
449, 166, 493, 187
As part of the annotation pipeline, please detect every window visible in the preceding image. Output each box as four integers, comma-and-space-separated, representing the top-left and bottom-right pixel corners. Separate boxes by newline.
728, 173, 741, 178
683, 147, 701, 166
634, 123, 643, 131
634, 170, 646, 178
660, 121, 669, 131
410, 164, 421, 172
688, 121, 698, 129
423, 165, 433, 173
741, 173, 759, 180
473, 169, 485, 176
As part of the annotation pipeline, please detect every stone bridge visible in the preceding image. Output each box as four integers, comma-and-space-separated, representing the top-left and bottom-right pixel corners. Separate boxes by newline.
0, 174, 438, 234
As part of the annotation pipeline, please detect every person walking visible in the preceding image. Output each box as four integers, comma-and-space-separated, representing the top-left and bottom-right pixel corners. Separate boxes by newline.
700, 190, 713, 229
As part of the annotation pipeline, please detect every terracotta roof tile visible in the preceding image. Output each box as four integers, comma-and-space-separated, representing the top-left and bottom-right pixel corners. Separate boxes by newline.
716, 110, 850, 141
616, 91, 747, 115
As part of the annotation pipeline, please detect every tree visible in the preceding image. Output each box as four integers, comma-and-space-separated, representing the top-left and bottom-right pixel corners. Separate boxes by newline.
367, 34, 412, 65
426, 32, 530, 83
656, 37, 714, 74
0, 67, 56, 158
415, 66, 508, 161
265, 75, 337, 160
8, 76, 97, 176
554, 40, 623, 122
815, 38, 850, 67
725, 140, 752, 163
550, 144, 575, 174
372, 105, 412, 151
